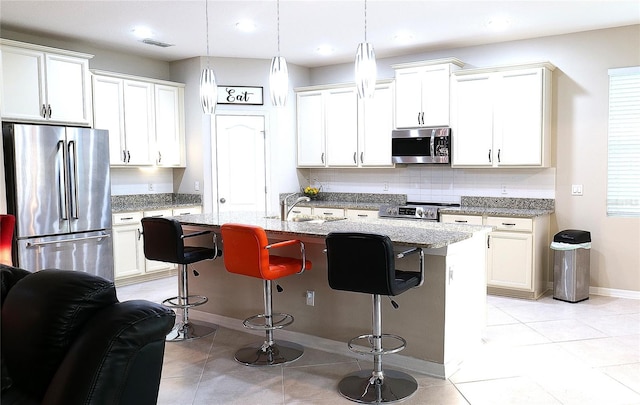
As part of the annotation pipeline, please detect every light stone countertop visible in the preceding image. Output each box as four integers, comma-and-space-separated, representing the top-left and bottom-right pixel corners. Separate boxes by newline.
174, 212, 491, 249
439, 206, 553, 218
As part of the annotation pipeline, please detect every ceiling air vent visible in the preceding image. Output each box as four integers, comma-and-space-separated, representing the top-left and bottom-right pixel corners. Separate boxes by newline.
142, 38, 174, 48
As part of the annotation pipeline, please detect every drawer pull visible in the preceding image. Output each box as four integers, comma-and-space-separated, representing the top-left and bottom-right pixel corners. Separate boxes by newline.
455, 220, 468, 223
323, 212, 334, 216
120, 217, 134, 221
502, 222, 516, 226
357, 214, 368, 217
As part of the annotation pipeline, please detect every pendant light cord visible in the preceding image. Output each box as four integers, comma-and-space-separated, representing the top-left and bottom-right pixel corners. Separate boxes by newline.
205, 0, 210, 68
364, 0, 368, 42
277, 0, 281, 55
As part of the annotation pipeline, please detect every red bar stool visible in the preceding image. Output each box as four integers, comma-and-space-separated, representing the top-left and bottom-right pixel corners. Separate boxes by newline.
325, 232, 424, 404
0, 214, 16, 266
141, 217, 220, 342
220, 223, 312, 366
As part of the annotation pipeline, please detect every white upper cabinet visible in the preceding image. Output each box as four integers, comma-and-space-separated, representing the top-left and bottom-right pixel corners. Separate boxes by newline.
154, 84, 185, 167
92, 71, 185, 167
451, 63, 554, 168
393, 59, 464, 128
0, 39, 93, 126
296, 80, 394, 168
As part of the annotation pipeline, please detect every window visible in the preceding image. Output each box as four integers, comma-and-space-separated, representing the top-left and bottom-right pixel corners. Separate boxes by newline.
607, 66, 640, 217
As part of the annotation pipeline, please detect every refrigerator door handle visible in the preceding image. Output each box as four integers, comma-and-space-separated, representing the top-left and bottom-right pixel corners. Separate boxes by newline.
68, 140, 80, 219
26, 233, 111, 248
57, 140, 69, 220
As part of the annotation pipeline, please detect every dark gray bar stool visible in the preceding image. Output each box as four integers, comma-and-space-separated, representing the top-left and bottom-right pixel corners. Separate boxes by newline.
141, 217, 219, 342
325, 232, 424, 404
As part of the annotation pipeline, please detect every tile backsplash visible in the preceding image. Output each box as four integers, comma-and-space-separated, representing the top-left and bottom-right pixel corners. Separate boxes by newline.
308, 167, 555, 203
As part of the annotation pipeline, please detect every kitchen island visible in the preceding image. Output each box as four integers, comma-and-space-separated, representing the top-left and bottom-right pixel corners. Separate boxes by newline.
175, 212, 491, 378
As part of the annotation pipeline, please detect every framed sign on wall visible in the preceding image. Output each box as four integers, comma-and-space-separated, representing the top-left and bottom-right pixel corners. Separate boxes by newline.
217, 86, 264, 105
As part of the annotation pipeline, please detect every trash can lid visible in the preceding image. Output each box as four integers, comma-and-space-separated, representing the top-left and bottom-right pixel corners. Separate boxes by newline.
553, 229, 591, 244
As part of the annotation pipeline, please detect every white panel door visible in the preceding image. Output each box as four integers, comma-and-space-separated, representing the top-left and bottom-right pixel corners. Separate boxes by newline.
296, 91, 325, 166
154, 84, 184, 166
394, 67, 423, 128
216, 114, 267, 213
93, 76, 126, 165
421, 65, 451, 127
45, 53, 91, 125
123, 80, 154, 165
360, 82, 393, 167
1, 46, 45, 120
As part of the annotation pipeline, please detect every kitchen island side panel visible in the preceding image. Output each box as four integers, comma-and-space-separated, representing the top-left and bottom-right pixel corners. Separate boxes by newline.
180, 225, 487, 375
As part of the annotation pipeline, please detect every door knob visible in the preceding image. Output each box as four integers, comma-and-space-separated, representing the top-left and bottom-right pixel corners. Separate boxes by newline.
219, 198, 226, 203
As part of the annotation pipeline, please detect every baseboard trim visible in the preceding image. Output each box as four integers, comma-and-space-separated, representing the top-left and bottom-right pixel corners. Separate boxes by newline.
189, 310, 451, 379
546, 282, 640, 299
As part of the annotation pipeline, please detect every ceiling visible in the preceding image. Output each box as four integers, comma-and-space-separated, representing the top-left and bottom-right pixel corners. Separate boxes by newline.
1, 0, 638, 68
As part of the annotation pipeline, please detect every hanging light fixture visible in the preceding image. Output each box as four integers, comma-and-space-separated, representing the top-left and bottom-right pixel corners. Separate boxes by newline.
269, 0, 289, 106
355, 0, 376, 99
200, 0, 217, 114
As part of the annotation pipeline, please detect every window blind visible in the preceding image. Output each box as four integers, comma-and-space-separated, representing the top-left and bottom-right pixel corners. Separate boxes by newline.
607, 66, 640, 217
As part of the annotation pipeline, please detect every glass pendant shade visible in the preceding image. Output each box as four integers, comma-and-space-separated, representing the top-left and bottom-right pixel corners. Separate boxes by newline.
200, 67, 217, 114
269, 56, 289, 107
355, 42, 377, 99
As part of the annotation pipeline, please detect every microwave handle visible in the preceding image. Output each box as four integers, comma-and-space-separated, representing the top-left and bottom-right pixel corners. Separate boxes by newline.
430, 129, 435, 157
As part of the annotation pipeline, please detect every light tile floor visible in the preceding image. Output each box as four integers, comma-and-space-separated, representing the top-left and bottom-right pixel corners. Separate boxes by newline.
117, 277, 640, 405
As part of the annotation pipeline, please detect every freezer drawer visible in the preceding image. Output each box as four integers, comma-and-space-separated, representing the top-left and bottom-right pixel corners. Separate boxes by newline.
17, 230, 114, 281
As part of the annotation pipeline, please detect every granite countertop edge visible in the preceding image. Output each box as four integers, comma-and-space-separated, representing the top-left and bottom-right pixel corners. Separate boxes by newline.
112, 201, 201, 213
439, 207, 554, 218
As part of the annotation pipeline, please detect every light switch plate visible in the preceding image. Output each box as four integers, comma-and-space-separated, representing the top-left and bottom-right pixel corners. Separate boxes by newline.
571, 184, 583, 196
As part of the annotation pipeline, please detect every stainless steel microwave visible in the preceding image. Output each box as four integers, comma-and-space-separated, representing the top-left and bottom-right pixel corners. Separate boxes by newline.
391, 127, 451, 164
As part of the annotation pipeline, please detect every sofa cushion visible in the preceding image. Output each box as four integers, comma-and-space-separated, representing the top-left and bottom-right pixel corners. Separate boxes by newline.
1, 269, 117, 400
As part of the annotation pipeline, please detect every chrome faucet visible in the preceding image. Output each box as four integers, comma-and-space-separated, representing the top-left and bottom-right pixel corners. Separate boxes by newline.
280, 193, 311, 221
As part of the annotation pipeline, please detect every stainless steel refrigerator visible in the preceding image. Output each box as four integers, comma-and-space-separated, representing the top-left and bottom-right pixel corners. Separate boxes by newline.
3, 123, 114, 280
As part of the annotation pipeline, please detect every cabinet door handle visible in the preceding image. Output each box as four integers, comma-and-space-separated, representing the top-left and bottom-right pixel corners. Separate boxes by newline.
360, 152, 364, 164
137, 228, 142, 240
321, 152, 325, 164
417, 112, 421, 125
353, 152, 357, 164
497, 149, 501, 163
122, 150, 127, 163
158, 151, 162, 163
421, 112, 425, 125
127, 151, 131, 163
47, 104, 52, 118
488, 149, 492, 163
487, 235, 490, 248
41, 104, 47, 118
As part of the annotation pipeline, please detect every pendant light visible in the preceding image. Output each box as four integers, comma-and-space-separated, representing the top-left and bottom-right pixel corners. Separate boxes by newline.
355, 0, 376, 99
269, 0, 289, 106
200, 0, 217, 114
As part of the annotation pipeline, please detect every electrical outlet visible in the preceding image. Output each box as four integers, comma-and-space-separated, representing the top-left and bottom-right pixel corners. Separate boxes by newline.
148, 183, 154, 191
194, 180, 200, 191
501, 184, 507, 195
305, 290, 315, 306
383, 182, 389, 191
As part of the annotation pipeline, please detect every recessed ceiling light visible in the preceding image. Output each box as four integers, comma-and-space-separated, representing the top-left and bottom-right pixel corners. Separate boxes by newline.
486, 17, 511, 32
132, 26, 153, 39
394, 31, 414, 44
236, 20, 256, 32
316, 45, 334, 56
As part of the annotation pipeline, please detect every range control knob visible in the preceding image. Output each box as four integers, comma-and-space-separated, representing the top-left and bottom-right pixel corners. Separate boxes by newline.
415, 207, 424, 218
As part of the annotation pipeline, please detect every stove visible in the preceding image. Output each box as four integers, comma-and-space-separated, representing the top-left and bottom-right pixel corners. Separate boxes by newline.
378, 202, 461, 221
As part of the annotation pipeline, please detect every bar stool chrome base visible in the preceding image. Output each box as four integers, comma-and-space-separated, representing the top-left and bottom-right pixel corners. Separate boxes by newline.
234, 340, 303, 366
165, 320, 216, 342
338, 369, 418, 404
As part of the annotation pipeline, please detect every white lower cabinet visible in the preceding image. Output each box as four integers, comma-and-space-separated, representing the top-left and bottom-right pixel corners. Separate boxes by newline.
312, 207, 345, 217
112, 212, 145, 279
441, 213, 549, 299
113, 206, 202, 282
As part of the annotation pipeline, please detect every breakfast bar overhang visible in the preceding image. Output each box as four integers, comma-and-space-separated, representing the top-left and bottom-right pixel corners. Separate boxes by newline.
174, 212, 490, 379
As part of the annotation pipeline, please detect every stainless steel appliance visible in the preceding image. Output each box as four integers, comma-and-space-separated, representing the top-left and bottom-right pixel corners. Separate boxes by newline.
378, 202, 460, 222
3, 123, 114, 280
391, 127, 451, 164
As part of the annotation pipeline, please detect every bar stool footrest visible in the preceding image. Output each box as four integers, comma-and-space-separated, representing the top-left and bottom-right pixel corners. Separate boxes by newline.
165, 320, 217, 342
347, 333, 407, 356
162, 295, 208, 309
242, 312, 294, 330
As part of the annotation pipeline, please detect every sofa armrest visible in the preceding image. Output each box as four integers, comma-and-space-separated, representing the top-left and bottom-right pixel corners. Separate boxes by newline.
43, 300, 175, 405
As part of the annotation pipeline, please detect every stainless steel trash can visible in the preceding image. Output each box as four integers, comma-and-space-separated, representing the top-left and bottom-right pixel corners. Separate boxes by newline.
551, 230, 591, 303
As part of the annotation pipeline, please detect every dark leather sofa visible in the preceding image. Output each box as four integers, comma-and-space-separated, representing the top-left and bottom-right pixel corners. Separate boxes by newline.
1, 265, 176, 405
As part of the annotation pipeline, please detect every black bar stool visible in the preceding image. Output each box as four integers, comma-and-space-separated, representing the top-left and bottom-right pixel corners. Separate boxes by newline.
325, 232, 424, 404
141, 217, 220, 342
